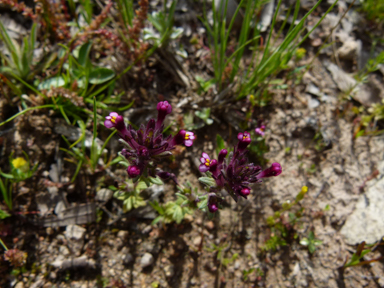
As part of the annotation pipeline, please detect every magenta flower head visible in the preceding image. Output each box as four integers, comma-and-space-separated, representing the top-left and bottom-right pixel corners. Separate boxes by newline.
208, 202, 218, 213
156, 101, 172, 129
255, 125, 266, 137
171, 130, 195, 147
199, 153, 212, 173
106, 101, 195, 181
257, 162, 282, 179
184, 131, 195, 147
218, 149, 228, 164
127, 165, 141, 178
237, 131, 251, 151
105, 112, 127, 134
207, 194, 219, 213
239, 188, 251, 198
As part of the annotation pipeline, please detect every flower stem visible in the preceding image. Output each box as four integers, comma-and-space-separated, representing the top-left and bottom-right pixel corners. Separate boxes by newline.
0, 237, 8, 251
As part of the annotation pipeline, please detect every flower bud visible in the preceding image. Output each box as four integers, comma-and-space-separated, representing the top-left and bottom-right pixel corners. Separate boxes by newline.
257, 163, 282, 179
156, 101, 172, 129
237, 132, 251, 151
239, 188, 251, 198
208, 202, 218, 213
127, 165, 141, 178
218, 149, 228, 164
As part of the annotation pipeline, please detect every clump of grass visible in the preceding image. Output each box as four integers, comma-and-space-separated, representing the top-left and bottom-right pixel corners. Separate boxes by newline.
360, 0, 384, 24
202, 0, 340, 104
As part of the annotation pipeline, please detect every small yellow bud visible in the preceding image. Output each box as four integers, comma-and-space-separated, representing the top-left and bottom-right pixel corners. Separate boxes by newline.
295, 48, 306, 60
12, 157, 27, 169
301, 186, 308, 194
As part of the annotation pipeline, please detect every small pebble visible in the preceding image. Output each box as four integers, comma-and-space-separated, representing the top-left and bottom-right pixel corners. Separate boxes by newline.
122, 253, 133, 265
193, 236, 202, 246
117, 230, 129, 239
164, 264, 175, 278
140, 253, 154, 268
205, 221, 215, 230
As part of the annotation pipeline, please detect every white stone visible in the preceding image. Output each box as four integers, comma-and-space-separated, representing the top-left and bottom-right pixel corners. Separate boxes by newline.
140, 253, 154, 268
340, 176, 384, 244
65, 225, 86, 241
96, 188, 113, 203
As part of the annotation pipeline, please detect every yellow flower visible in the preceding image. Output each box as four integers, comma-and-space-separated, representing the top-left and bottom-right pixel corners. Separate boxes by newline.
12, 157, 27, 169
295, 48, 306, 60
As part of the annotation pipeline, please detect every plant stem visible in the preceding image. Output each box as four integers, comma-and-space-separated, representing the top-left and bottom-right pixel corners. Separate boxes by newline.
0, 237, 8, 251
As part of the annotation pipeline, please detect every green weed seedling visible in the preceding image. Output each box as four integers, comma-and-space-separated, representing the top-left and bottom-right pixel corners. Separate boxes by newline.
206, 242, 238, 268
360, 0, 384, 24
0, 21, 37, 90
195, 108, 214, 126
242, 267, 264, 282
60, 98, 117, 181
351, 51, 384, 138
342, 241, 383, 269
38, 42, 115, 95
263, 186, 308, 251
0, 152, 38, 211
183, 108, 214, 130
113, 180, 149, 213
300, 231, 322, 254
144, 1, 183, 49
150, 196, 193, 225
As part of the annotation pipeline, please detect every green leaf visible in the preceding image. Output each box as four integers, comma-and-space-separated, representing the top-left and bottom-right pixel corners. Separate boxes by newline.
300, 238, 309, 246
198, 198, 208, 210
38, 76, 65, 90
149, 176, 163, 185
152, 215, 163, 226
0, 172, 15, 179
0, 209, 10, 219
78, 42, 92, 67
216, 134, 225, 153
308, 243, 316, 254
136, 181, 148, 192
89, 68, 115, 84
173, 205, 184, 224
198, 176, 216, 187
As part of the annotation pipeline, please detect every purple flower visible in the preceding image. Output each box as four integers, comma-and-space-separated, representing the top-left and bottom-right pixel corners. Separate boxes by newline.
208, 202, 218, 213
184, 131, 195, 147
170, 130, 195, 147
105, 102, 195, 179
198, 132, 282, 211
156, 101, 172, 129
199, 153, 211, 173
208, 194, 219, 213
239, 188, 251, 198
257, 162, 282, 179
127, 165, 141, 178
218, 149, 227, 164
104, 112, 127, 134
255, 125, 266, 137
237, 131, 251, 151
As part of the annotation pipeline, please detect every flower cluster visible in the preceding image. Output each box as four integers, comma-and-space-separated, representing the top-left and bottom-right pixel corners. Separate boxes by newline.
199, 131, 282, 213
105, 101, 195, 181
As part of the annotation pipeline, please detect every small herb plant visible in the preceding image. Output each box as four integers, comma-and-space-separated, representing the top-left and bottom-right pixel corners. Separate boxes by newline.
206, 242, 238, 268
198, 130, 282, 214
0, 153, 38, 211
150, 195, 193, 225
342, 241, 383, 269
300, 231, 322, 254
263, 186, 308, 251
